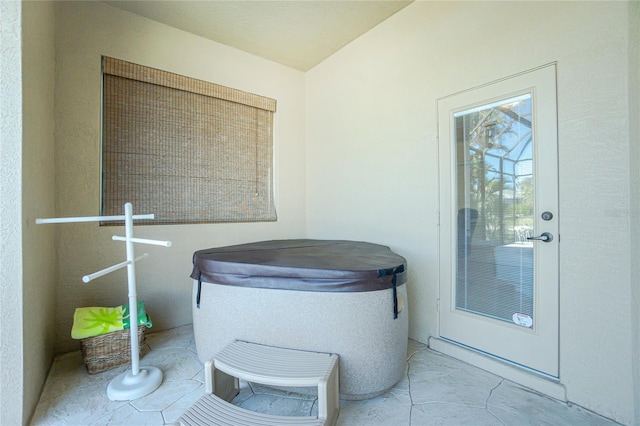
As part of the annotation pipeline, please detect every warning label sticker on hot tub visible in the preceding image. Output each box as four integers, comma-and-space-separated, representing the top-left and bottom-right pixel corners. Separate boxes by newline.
512, 312, 533, 328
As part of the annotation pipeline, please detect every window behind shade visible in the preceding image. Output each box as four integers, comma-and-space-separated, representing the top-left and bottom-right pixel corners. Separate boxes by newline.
101, 56, 277, 225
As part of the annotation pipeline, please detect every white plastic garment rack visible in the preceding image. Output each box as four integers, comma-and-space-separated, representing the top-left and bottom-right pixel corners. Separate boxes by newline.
36, 202, 172, 401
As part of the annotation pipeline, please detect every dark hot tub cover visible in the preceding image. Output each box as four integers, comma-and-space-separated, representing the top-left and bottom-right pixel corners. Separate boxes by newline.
190, 239, 407, 293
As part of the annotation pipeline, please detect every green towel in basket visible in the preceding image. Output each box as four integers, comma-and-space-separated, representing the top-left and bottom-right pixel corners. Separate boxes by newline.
71, 300, 152, 339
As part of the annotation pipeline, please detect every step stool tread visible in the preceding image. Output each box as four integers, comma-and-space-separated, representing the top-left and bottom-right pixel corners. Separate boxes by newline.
179, 393, 324, 426
215, 340, 338, 387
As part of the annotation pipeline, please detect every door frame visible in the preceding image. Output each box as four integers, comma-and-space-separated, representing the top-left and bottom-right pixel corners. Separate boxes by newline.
436, 63, 559, 378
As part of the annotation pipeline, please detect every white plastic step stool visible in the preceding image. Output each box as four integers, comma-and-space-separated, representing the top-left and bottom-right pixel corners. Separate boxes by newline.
179, 340, 339, 426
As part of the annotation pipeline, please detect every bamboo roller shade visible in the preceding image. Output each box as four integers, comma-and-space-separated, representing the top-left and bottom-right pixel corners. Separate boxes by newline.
102, 57, 277, 225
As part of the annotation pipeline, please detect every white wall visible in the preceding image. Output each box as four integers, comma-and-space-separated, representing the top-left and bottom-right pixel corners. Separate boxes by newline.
0, 2, 24, 424
628, 2, 640, 423
21, 1, 57, 422
54, 1, 307, 354
13, 1, 636, 424
2, 2, 56, 424
306, 1, 636, 424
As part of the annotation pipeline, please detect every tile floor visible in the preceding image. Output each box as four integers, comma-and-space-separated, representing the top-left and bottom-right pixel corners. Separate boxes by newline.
31, 325, 619, 425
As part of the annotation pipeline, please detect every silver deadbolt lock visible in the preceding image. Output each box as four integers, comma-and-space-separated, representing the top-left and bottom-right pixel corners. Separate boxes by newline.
541, 211, 553, 221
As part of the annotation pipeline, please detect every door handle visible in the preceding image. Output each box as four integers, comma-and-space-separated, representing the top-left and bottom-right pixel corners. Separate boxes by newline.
527, 232, 553, 243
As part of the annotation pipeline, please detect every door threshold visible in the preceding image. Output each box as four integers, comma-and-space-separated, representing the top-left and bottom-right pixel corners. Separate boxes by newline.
428, 337, 566, 402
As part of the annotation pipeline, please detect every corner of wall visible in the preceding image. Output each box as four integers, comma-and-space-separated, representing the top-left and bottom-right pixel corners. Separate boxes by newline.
0, 1, 24, 425
21, 0, 57, 423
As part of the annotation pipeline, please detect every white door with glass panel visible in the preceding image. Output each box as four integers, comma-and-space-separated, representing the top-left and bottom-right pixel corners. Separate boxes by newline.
437, 65, 559, 377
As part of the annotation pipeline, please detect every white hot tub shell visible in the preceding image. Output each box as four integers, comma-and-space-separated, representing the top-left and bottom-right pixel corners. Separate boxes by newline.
190, 239, 409, 400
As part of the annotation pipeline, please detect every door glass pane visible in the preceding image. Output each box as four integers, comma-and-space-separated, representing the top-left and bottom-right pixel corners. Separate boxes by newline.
455, 94, 534, 326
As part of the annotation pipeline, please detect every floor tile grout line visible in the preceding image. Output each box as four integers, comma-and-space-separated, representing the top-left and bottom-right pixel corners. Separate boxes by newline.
407, 354, 414, 425
309, 398, 318, 417
406, 346, 427, 425
485, 378, 504, 409
407, 354, 415, 405
487, 407, 508, 426
486, 379, 507, 426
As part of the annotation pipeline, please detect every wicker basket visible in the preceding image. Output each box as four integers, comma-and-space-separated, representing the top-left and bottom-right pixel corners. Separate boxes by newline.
80, 326, 145, 374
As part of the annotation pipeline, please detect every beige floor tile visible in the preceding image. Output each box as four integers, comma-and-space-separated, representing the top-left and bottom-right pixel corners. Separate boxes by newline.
31, 325, 619, 426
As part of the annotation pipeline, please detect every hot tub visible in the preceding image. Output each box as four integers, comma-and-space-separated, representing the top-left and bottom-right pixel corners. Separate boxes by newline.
190, 239, 408, 400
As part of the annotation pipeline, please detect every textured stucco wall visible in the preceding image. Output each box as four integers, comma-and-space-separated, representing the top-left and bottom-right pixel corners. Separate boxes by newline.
0, 1, 24, 424
629, 1, 640, 424
306, 1, 635, 424
21, 1, 57, 423
554, 2, 634, 423
53, 1, 307, 354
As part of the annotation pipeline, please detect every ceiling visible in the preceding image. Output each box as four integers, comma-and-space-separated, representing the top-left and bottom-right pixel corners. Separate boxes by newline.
103, 1, 413, 72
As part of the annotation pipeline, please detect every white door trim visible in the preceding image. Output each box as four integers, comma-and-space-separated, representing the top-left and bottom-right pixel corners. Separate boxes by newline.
436, 63, 559, 377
